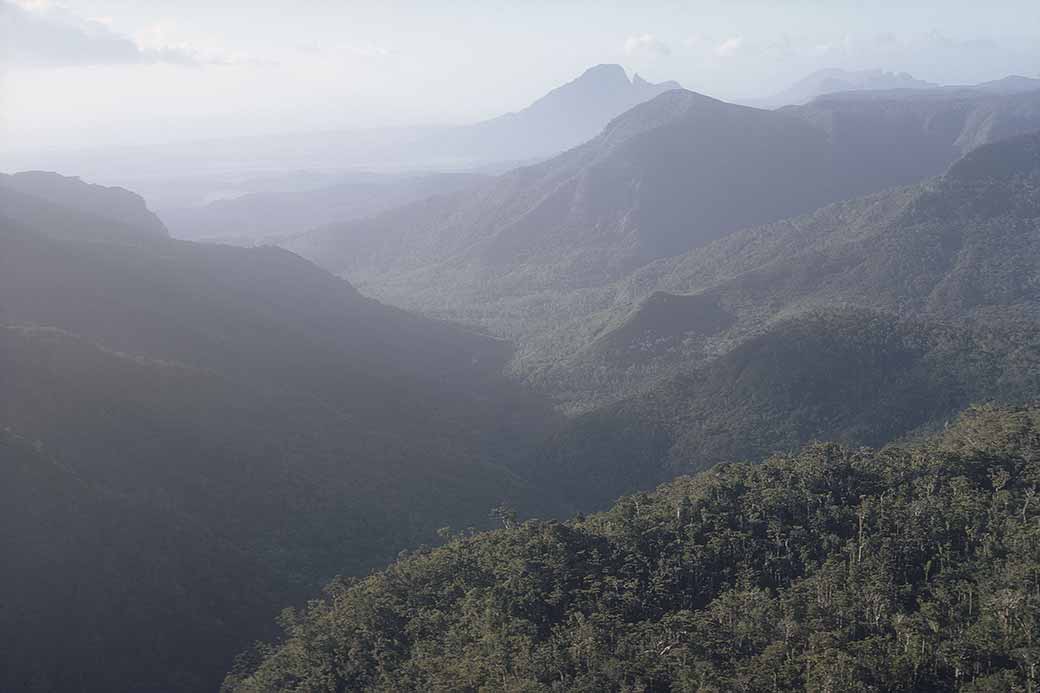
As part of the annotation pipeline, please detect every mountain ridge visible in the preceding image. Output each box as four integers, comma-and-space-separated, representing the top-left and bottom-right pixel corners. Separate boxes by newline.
527, 130, 1040, 410
1, 171, 169, 242
752, 67, 939, 108
0, 174, 565, 692
286, 90, 1040, 410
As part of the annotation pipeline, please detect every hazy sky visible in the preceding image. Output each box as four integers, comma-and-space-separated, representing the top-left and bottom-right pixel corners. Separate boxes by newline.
3, 0, 1040, 152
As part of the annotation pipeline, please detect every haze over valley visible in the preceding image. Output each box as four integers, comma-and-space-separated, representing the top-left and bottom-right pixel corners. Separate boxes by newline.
4, 1, 1040, 691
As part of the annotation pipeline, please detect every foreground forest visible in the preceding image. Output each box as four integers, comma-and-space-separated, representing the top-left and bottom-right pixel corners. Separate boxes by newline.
227, 405, 1040, 692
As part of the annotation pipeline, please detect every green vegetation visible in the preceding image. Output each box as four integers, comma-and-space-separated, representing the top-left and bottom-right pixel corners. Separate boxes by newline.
4, 93, 1040, 693
535, 309, 1040, 511
0, 429, 277, 693
226, 405, 1040, 692
287, 98, 1040, 413
528, 130, 1040, 410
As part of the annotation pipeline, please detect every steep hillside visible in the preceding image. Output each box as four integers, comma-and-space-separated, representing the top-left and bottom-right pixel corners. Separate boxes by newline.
0, 176, 563, 692
558, 129, 1040, 402
288, 90, 839, 297
0, 324, 542, 578
288, 89, 1040, 394
536, 310, 1040, 509
0, 171, 169, 242
0, 426, 278, 693
0, 208, 515, 399
226, 404, 1040, 693
787, 86, 1040, 193
0, 171, 168, 237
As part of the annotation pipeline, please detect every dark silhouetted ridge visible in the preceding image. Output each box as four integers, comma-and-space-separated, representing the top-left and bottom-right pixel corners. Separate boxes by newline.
0, 171, 168, 239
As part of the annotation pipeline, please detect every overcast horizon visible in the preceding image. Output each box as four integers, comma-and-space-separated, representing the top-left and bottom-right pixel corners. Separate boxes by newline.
3, 0, 1040, 156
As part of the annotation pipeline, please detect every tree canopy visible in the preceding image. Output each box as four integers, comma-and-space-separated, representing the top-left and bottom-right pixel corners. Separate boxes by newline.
227, 404, 1040, 692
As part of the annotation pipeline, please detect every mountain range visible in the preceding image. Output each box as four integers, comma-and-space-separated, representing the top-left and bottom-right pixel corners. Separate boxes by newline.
750, 68, 1040, 109
287, 89, 839, 293
751, 67, 939, 108
14, 64, 680, 217
5, 63, 1040, 693
407, 64, 681, 165
519, 130, 1040, 402
286, 86, 1040, 408
151, 65, 679, 244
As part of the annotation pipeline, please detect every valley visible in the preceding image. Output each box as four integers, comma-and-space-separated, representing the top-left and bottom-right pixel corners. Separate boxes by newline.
4, 33, 1040, 692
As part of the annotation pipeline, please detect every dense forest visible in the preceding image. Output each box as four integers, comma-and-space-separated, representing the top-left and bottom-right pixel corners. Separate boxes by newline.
522, 130, 1040, 410
0, 428, 277, 693
226, 405, 1040, 692
533, 309, 1040, 510
288, 89, 1040, 412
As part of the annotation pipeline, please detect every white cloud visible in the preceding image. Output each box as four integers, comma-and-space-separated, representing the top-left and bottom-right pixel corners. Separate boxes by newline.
683, 34, 711, 49
715, 36, 744, 58
345, 43, 392, 60
805, 42, 832, 58
0, 0, 234, 67
624, 33, 671, 58
292, 41, 395, 65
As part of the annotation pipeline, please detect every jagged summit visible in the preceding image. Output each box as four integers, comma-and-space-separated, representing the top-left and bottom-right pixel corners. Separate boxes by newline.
515, 63, 681, 118
632, 70, 680, 91
408, 64, 683, 163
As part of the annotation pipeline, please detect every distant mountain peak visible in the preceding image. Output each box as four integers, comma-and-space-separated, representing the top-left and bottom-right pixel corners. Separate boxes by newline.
448, 64, 683, 161
535, 63, 677, 105
576, 63, 630, 82
755, 67, 939, 108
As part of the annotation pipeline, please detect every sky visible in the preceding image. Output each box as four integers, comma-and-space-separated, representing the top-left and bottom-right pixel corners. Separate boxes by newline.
3, 0, 1040, 153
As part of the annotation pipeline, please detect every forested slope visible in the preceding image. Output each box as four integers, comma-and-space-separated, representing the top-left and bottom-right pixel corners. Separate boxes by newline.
226, 404, 1040, 693
528, 130, 1040, 409
0, 175, 563, 692
286, 89, 1040, 391
535, 309, 1040, 510
0, 428, 276, 693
